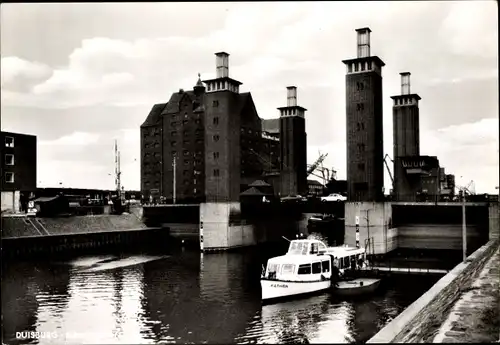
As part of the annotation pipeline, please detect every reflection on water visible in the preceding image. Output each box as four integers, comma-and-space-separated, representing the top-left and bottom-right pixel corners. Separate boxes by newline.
2, 238, 439, 344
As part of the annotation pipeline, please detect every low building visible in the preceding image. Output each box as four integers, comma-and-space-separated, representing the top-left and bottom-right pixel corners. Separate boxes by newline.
307, 180, 324, 196
1, 131, 37, 213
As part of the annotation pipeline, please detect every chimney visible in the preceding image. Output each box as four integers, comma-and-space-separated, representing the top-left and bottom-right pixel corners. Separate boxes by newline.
356, 27, 371, 58
215, 52, 229, 78
287, 86, 297, 107
401, 72, 411, 95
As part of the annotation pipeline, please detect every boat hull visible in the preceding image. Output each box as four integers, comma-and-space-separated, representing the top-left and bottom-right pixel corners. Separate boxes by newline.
261, 279, 331, 303
334, 278, 381, 297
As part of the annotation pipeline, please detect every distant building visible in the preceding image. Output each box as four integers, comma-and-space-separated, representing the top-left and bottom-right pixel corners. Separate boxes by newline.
391, 72, 422, 201
140, 52, 306, 203
307, 179, 324, 196
342, 28, 385, 202
1, 131, 37, 213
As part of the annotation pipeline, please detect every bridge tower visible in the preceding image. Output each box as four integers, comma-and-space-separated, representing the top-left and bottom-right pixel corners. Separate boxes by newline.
342, 28, 385, 202
391, 73, 422, 201
278, 86, 308, 197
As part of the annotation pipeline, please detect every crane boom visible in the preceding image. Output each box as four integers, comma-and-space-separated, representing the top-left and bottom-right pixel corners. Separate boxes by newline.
307, 153, 328, 176
384, 154, 394, 189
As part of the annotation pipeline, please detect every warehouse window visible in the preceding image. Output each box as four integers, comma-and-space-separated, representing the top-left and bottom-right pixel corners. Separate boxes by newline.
5, 172, 14, 183
213, 135, 220, 142
213, 100, 219, 107
5, 136, 14, 148
367, 61, 372, 70
213, 117, 219, 125
213, 152, 220, 159
5, 154, 14, 165
214, 169, 220, 177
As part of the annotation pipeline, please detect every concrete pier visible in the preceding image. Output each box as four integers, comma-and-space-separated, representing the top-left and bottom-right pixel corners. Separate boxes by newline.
344, 202, 397, 255
200, 202, 256, 252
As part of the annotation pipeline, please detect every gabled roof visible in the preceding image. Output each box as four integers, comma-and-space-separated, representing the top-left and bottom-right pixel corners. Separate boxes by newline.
162, 91, 196, 115
141, 103, 167, 127
240, 187, 268, 196
249, 180, 271, 187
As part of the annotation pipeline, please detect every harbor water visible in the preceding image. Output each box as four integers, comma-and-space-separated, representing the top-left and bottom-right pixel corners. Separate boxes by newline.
2, 232, 439, 344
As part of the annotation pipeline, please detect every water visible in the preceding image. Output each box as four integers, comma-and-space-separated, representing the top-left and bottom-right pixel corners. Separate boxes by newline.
2, 234, 439, 344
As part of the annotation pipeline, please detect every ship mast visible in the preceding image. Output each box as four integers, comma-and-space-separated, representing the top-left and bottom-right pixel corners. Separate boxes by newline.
115, 139, 121, 196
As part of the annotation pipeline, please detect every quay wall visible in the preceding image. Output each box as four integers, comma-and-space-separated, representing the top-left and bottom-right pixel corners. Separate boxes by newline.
2, 227, 168, 259
489, 203, 499, 240
367, 239, 499, 343
1, 214, 148, 238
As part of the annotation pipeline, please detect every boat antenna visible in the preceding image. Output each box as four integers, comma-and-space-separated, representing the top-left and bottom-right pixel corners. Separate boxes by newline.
282, 236, 291, 242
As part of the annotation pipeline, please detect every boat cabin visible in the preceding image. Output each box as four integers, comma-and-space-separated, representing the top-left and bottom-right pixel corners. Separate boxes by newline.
263, 240, 332, 282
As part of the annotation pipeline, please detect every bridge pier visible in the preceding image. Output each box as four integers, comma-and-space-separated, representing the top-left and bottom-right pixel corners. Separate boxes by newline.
345, 202, 397, 256
199, 202, 257, 252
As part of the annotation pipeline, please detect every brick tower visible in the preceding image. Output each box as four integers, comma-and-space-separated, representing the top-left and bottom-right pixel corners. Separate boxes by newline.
278, 86, 308, 197
342, 28, 385, 202
391, 72, 422, 201
202, 52, 242, 202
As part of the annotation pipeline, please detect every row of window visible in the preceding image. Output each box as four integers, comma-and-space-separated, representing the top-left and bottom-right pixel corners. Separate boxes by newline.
4, 154, 14, 165
297, 261, 331, 275
394, 98, 416, 106
171, 139, 204, 147
170, 129, 203, 137
347, 61, 373, 73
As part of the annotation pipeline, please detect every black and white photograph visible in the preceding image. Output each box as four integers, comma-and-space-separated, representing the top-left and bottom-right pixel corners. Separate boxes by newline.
1, 1, 499, 344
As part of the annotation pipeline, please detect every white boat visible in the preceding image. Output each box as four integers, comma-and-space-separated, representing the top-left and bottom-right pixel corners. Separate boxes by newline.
261, 239, 370, 303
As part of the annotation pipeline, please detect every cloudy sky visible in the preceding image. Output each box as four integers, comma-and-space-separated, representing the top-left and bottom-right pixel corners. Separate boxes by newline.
1, 1, 498, 193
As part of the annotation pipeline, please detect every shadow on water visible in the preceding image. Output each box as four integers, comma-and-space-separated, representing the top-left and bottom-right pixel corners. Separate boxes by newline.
2, 232, 440, 344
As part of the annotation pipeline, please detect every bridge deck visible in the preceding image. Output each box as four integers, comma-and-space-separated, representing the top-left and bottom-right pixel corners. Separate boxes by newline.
391, 201, 490, 207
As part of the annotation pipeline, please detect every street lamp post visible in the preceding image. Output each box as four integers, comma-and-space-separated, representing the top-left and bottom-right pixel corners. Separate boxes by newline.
462, 187, 467, 262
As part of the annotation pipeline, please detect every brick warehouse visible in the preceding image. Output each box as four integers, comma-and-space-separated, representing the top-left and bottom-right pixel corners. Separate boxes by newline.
140, 52, 307, 203
0, 131, 37, 213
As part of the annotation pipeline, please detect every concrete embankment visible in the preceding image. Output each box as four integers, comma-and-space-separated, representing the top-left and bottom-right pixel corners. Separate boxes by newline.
1, 214, 168, 258
368, 239, 499, 343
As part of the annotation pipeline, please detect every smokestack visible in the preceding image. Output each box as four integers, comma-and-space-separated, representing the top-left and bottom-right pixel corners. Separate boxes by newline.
401, 72, 411, 95
215, 52, 229, 78
287, 86, 297, 107
356, 27, 372, 58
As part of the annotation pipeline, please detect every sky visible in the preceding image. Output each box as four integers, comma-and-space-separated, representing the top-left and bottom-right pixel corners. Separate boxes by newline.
1, 1, 498, 194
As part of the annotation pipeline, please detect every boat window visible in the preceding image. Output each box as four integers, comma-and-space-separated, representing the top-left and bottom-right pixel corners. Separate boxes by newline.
298, 264, 312, 275
310, 243, 319, 254
267, 263, 279, 273
288, 241, 308, 255
281, 264, 295, 274
319, 243, 326, 252
312, 262, 322, 274
342, 257, 348, 269
321, 260, 330, 273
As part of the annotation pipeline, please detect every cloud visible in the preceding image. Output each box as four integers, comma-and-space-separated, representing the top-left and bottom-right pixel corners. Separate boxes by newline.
1, 56, 53, 92
37, 129, 140, 190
